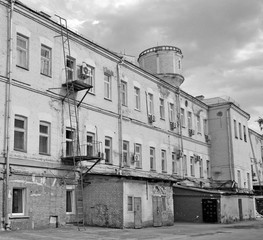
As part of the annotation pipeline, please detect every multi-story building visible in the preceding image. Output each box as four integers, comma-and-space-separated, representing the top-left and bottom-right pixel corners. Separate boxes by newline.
0, 0, 262, 230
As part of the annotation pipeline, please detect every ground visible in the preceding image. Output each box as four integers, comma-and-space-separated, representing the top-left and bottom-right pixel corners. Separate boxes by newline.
0, 219, 263, 240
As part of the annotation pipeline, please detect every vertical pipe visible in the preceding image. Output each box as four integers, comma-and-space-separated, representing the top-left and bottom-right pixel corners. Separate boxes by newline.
117, 58, 124, 168
226, 107, 234, 181
4, 0, 15, 230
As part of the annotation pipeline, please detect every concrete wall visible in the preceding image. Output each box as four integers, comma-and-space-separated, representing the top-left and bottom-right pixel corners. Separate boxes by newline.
220, 195, 255, 223
123, 180, 173, 228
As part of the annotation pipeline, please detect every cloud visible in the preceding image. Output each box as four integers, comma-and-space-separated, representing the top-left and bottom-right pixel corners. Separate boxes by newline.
20, 0, 263, 132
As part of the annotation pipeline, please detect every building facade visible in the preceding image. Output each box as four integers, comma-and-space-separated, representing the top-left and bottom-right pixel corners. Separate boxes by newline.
0, 0, 262, 230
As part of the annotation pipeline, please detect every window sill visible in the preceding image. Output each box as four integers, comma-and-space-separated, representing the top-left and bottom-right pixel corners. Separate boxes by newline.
14, 149, 27, 153
16, 65, 29, 71
40, 73, 52, 78
104, 97, 112, 102
160, 118, 165, 121
134, 108, 141, 112
39, 153, 51, 156
150, 169, 156, 172
66, 212, 75, 215
10, 215, 30, 219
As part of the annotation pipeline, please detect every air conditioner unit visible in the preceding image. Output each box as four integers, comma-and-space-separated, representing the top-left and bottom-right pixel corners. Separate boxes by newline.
148, 114, 155, 123
170, 122, 176, 130
188, 129, 195, 137
194, 155, 201, 162
79, 64, 91, 79
131, 154, 139, 163
176, 150, 182, 159
205, 134, 211, 143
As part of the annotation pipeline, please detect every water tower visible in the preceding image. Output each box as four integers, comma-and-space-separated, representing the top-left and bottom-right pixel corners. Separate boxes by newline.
138, 46, 184, 87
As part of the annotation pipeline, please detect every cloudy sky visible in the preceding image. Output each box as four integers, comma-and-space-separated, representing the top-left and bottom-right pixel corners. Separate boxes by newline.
20, 0, 263, 132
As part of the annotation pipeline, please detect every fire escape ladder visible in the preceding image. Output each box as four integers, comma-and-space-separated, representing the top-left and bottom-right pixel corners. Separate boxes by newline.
56, 15, 85, 229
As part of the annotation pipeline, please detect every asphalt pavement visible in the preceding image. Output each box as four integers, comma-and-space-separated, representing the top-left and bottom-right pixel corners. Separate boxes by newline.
0, 218, 263, 240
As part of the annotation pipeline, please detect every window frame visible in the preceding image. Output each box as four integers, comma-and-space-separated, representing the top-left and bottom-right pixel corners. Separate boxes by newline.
150, 147, 156, 171
86, 132, 95, 157
187, 111, 192, 129
190, 156, 195, 176
104, 74, 112, 100
134, 87, 141, 110
66, 127, 75, 157
14, 115, 27, 152
123, 140, 130, 167
161, 149, 167, 173
16, 33, 29, 69
40, 44, 52, 76
239, 122, 242, 140
183, 154, 187, 176
159, 98, 165, 120
243, 125, 247, 142
206, 160, 211, 178
148, 93, 154, 115
66, 186, 75, 214
180, 108, 185, 127
121, 81, 128, 106
105, 136, 112, 164
39, 121, 51, 155
66, 56, 75, 81
12, 187, 26, 216
134, 143, 142, 168
199, 159, 203, 178
197, 115, 201, 133
127, 196, 134, 212
234, 119, 238, 139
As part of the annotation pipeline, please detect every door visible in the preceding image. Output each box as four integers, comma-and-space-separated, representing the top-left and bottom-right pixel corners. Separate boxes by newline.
202, 199, 218, 223
238, 199, 243, 220
153, 196, 162, 227
134, 197, 142, 229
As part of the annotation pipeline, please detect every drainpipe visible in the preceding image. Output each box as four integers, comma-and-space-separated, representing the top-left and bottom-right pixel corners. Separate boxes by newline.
177, 87, 184, 177
117, 57, 124, 168
226, 107, 234, 181
4, 0, 15, 230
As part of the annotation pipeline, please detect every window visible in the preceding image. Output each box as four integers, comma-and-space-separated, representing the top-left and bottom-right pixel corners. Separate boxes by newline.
190, 156, 195, 176
86, 132, 95, 156
150, 147, 156, 171
203, 119, 208, 135
121, 81, 127, 106
172, 152, 177, 174
206, 160, 210, 178
39, 121, 50, 155
180, 108, 185, 127
12, 188, 25, 215
199, 159, 203, 178
187, 111, 192, 129
148, 93, 154, 115
123, 141, 130, 167
134, 87, 140, 110
169, 103, 175, 122
161, 150, 167, 172
239, 122, 242, 140
135, 143, 142, 168
104, 74, 111, 100
66, 188, 74, 213
160, 98, 165, 119
237, 170, 241, 188
16, 34, 29, 69
83, 64, 95, 93
105, 137, 112, 164
243, 125, 247, 142
66, 56, 75, 81
127, 196, 133, 211
247, 172, 251, 190
41, 45, 51, 76
197, 115, 201, 133
66, 128, 74, 156
183, 155, 187, 176
234, 120, 238, 138
14, 115, 27, 151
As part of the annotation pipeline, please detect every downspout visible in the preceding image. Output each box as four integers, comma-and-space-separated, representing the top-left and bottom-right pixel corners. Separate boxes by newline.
117, 57, 124, 168
177, 87, 184, 177
4, 0, 15, 230
226, 107, 234, 181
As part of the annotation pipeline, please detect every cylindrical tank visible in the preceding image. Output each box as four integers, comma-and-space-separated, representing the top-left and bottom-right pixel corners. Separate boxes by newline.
138, 46, 184, 87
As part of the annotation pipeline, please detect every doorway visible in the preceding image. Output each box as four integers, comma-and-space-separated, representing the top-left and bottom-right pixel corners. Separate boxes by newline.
134, 197, 142, 228
152, 196, 162, 227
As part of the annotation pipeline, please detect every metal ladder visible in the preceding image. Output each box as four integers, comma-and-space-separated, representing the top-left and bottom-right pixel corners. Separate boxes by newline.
56, 15, 85, 229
